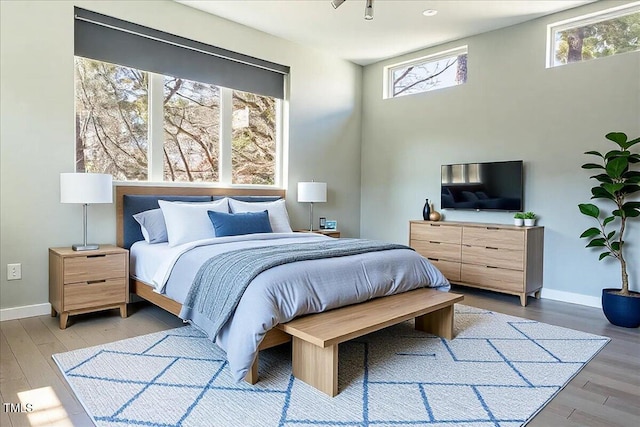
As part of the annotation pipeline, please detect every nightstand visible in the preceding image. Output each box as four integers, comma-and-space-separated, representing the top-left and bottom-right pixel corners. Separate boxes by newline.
49, 245, 129, 329
295, 229, 341, 238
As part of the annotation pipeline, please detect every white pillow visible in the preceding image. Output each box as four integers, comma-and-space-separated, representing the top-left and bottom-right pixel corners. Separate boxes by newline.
159, 198, 229, 247
228, 198, 292, 233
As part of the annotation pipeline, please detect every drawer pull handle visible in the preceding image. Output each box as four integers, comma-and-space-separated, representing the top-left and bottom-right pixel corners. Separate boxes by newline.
486, 246, 499, 250
429, 241, 441, 244
486, 266, 498, 269
87, 254, 107, 258
428, 258, 440, 262
486, 227, 500, 230
429, 224, 441, 227
87, 280, 107, 284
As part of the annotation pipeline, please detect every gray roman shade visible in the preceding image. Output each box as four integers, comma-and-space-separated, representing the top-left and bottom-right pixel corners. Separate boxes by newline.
74, 7, 289, 99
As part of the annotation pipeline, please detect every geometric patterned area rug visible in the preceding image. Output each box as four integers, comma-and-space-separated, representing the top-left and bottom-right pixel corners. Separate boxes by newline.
52, 305, 609, 427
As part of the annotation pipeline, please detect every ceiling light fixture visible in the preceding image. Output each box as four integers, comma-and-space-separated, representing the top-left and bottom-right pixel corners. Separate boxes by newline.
331, 0, 374, 21
422, 9, 438, 17
364, 0, 374, 20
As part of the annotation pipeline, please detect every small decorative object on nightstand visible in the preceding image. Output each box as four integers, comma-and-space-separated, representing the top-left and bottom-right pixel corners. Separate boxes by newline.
296, 229, 341, 238
49, 245, 129, 329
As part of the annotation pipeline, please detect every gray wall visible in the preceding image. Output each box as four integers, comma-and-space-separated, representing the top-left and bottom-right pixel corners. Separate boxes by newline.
360, 1, 640, 304
0, 0, 362, 311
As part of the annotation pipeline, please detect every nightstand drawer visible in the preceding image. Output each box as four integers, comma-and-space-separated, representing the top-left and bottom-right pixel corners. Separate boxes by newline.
63, 253, 126, 284
64, 278, 127, 311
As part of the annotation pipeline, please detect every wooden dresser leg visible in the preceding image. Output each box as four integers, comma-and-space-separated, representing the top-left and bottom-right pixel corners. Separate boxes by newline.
120, 303, 128, 318
534, 290, 542, 299
292, 337, 338, 397
520, 294, 528, 307
415, 305, 454, 340
51, 306, 57, 317
59, 312, 69, 330
244, 354, 259, 385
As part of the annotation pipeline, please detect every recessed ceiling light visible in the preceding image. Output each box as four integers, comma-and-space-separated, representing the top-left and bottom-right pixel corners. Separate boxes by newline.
422, 9, 438, 17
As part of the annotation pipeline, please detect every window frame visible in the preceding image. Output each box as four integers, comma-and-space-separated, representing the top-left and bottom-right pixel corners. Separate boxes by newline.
383, 46, 468, 99
546, 2, 640, 68
75, 59, 286, 188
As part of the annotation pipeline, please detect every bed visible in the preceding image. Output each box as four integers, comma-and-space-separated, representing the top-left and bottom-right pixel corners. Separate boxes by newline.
116, 185, 451, 384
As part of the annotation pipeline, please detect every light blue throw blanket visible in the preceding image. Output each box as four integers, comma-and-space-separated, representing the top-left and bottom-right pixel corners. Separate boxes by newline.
179, 239, 412, 341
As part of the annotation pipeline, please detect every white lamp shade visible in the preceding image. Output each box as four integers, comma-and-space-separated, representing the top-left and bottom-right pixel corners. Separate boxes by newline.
60, 173, 113, 204
297, 182, 327, 203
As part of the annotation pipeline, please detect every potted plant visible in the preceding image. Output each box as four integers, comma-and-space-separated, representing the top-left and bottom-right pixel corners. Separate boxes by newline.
579, 131, 640, 328
513, 212, 524, 226
523, 212, 537, 226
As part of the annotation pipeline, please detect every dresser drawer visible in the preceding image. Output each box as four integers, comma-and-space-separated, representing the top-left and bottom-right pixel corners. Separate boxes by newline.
411, 223, 462, 244
462, 227, 524, 250
64, 278, 127, 311
462, 245, 523, 270
63, 253, 126, 284
412, 240, 461, 262
429, 259, 461, 282
461, 264, 524, 293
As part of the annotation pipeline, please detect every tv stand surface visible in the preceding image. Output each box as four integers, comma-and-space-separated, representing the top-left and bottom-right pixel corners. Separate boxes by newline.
409, 220, 544, 306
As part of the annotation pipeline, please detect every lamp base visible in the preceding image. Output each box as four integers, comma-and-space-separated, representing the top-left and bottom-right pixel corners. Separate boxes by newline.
72, 243, 100, 251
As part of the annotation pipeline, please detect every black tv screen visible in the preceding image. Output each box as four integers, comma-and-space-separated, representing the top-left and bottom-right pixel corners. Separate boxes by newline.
441, 160, 523, 211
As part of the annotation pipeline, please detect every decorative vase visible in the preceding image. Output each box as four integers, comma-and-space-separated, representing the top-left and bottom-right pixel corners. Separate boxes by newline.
429, 204, 441, 221
524, 219, 536, 226
422, 199, 431, 221
602, 289, 640, 328
514, 218, 524, 227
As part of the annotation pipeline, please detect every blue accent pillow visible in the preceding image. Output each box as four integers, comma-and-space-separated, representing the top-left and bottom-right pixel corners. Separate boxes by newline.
207, 210, 273, 237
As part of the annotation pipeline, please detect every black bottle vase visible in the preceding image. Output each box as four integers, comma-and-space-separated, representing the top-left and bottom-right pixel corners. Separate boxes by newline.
422, 199, 431, 220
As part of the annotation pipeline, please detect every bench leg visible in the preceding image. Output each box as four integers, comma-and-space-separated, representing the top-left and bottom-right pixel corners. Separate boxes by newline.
415, 305, 454, 340
244, 353, 259, 385
292, 337, 338, 397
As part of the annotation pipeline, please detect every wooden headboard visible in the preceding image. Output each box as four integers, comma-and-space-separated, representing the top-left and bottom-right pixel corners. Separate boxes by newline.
115, 185, 286, 248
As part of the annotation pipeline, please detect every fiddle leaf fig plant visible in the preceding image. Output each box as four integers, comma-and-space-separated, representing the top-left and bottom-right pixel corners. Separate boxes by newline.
578, 132, 640, 296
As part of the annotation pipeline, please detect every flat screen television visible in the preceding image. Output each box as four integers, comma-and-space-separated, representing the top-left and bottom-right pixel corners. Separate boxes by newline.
441, 160, 523, 211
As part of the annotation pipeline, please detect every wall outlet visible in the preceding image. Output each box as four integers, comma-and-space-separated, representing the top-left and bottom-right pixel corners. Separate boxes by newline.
7, 263, 21, 281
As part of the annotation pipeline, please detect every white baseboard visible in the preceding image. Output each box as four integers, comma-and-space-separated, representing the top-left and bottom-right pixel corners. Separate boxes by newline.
540, 289, 601, 308
0, 303, 51, 321
0, 290, 602, 321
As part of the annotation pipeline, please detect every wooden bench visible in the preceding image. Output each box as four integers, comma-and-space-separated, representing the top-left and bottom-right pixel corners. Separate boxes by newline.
276, 288, 463, 396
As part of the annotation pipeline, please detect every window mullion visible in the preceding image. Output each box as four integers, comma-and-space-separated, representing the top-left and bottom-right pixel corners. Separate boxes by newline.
219, 88, 233, 185
148, 73, 165, 182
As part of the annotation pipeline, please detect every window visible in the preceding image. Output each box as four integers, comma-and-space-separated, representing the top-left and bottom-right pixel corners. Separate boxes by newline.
73, 7, 288, 186
548, 3, 640, 68
75, 59, 149, 180
163, 77, 220, 183
75, 58, 280, 185
385, 46, 467, 99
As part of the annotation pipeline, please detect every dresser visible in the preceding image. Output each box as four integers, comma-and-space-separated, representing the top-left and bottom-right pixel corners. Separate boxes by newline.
409, 221, 543, 306
49, 245, 129, 329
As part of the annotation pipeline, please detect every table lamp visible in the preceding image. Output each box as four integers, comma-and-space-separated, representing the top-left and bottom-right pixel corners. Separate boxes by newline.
297, 181, 327, 232
60, 173, 113, 251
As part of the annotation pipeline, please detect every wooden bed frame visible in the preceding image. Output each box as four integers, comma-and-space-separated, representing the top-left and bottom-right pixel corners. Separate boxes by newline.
115, 185, 291, 383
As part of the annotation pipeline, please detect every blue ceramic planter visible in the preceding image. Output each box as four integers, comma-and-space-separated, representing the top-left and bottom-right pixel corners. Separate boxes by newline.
601, 289, 640, 328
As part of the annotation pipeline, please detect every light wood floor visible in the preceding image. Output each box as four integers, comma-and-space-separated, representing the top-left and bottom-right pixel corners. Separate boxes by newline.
1, 287, 638, 427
